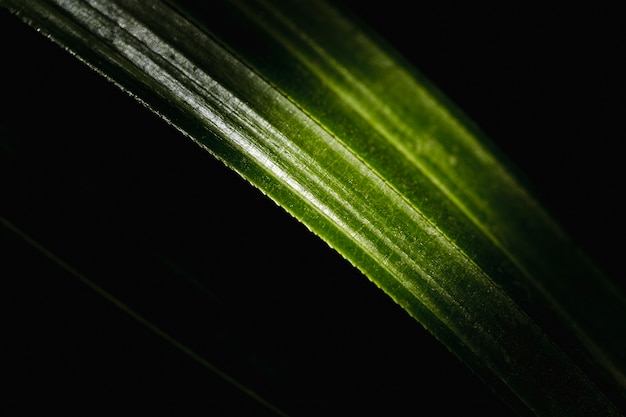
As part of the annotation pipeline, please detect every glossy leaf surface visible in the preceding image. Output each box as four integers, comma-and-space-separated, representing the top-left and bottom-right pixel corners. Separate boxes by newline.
1, 1, 624, 416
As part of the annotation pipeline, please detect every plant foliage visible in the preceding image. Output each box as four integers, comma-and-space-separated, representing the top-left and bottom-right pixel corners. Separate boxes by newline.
1, 1, 625, 416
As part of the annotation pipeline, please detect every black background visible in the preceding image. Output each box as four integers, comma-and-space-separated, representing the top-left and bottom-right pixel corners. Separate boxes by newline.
1, 2, 624, 416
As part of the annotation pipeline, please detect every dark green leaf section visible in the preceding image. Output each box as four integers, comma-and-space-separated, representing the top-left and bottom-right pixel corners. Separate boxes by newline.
2, 1, 624, 416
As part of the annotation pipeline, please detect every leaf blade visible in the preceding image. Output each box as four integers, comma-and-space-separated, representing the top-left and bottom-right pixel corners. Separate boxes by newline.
2, 0, 625, 415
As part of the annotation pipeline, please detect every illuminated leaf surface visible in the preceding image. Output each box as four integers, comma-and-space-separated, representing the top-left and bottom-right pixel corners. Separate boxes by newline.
1, 1, 625, 416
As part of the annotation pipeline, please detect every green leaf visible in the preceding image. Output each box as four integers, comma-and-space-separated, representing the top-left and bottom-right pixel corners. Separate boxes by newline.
2, 1, 625, 416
